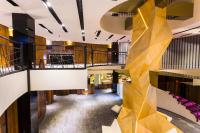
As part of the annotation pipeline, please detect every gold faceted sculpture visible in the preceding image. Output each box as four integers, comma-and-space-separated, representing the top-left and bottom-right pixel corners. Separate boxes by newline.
117, 0, 182, 133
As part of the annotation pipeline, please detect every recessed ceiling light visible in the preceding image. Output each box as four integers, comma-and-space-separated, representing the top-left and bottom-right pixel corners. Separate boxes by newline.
46, 1, 51, 7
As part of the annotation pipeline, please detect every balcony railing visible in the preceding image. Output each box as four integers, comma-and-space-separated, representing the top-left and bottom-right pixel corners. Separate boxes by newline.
31, 45, 127, 69
0, 35, 25, 77
0, 38, 128, 76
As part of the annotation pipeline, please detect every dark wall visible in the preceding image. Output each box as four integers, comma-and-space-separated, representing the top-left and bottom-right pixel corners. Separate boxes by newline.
158, 75, 200, 104
12, 13, 35, 69
162, 35, 200, 69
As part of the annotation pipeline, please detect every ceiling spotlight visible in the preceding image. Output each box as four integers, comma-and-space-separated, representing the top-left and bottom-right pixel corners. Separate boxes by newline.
46, 1, 52, 7
81, 30, 85, 34
42, 1, 48, 8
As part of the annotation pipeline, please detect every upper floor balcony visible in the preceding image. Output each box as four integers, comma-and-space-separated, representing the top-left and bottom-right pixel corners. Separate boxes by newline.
0, 35, 128, 77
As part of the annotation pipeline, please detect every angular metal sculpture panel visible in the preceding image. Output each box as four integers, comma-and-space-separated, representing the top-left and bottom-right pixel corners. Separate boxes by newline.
118, 0, 183, 132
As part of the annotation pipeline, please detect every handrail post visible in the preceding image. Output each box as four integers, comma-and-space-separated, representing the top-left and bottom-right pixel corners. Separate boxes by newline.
84, 46, 87, 68
20, 43, 24, 68
107, 50, 109, 65
91, 48, 94, 67
33, 44, 36, 69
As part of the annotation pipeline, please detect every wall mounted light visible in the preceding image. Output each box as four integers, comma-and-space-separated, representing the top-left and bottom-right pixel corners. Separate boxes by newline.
8, 27, 13, 37
67, 40, 73, 45
108, 43, 112, 49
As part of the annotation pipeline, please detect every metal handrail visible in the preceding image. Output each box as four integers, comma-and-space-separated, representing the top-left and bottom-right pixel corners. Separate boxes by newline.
0, 40, 128, 76
0, 36, 24, 77
0, 35, 22, 44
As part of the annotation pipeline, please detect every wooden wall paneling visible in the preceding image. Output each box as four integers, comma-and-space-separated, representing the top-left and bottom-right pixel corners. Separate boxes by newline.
37, 91, 46, 123
30, 92, 39, 133
46, 91, 54, 105
91, 44, 108, 64
0, 113, 6, 133
47, 41, 108, 64
0, 24, 11, 68
54, 90, 69, 96
86, 44, 92, 64
74, 46, 84, 64
35, 35, 46, 65
6, 101, 19, 133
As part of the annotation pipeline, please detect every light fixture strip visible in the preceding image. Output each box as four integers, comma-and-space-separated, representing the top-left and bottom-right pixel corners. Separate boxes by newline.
42, 0, 68, 33
39, 24, 53, 34
6, 0, 19, 6
106, 34, 114, 40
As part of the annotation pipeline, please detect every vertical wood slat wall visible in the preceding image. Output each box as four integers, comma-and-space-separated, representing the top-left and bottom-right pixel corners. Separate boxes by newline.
162, 35, 200, 69
0, 101, 19, 133
35, 36, 46, 65
0, 24, 12, 67
51, 41, 109, 64
0, 113, 6, 133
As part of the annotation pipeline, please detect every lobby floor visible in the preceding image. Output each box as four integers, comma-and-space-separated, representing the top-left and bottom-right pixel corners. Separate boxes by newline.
39, 93, 121, 133
39, 92, 200, 133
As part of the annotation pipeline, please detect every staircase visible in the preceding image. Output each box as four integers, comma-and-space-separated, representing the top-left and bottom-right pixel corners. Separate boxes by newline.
157, 89, 200, 125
